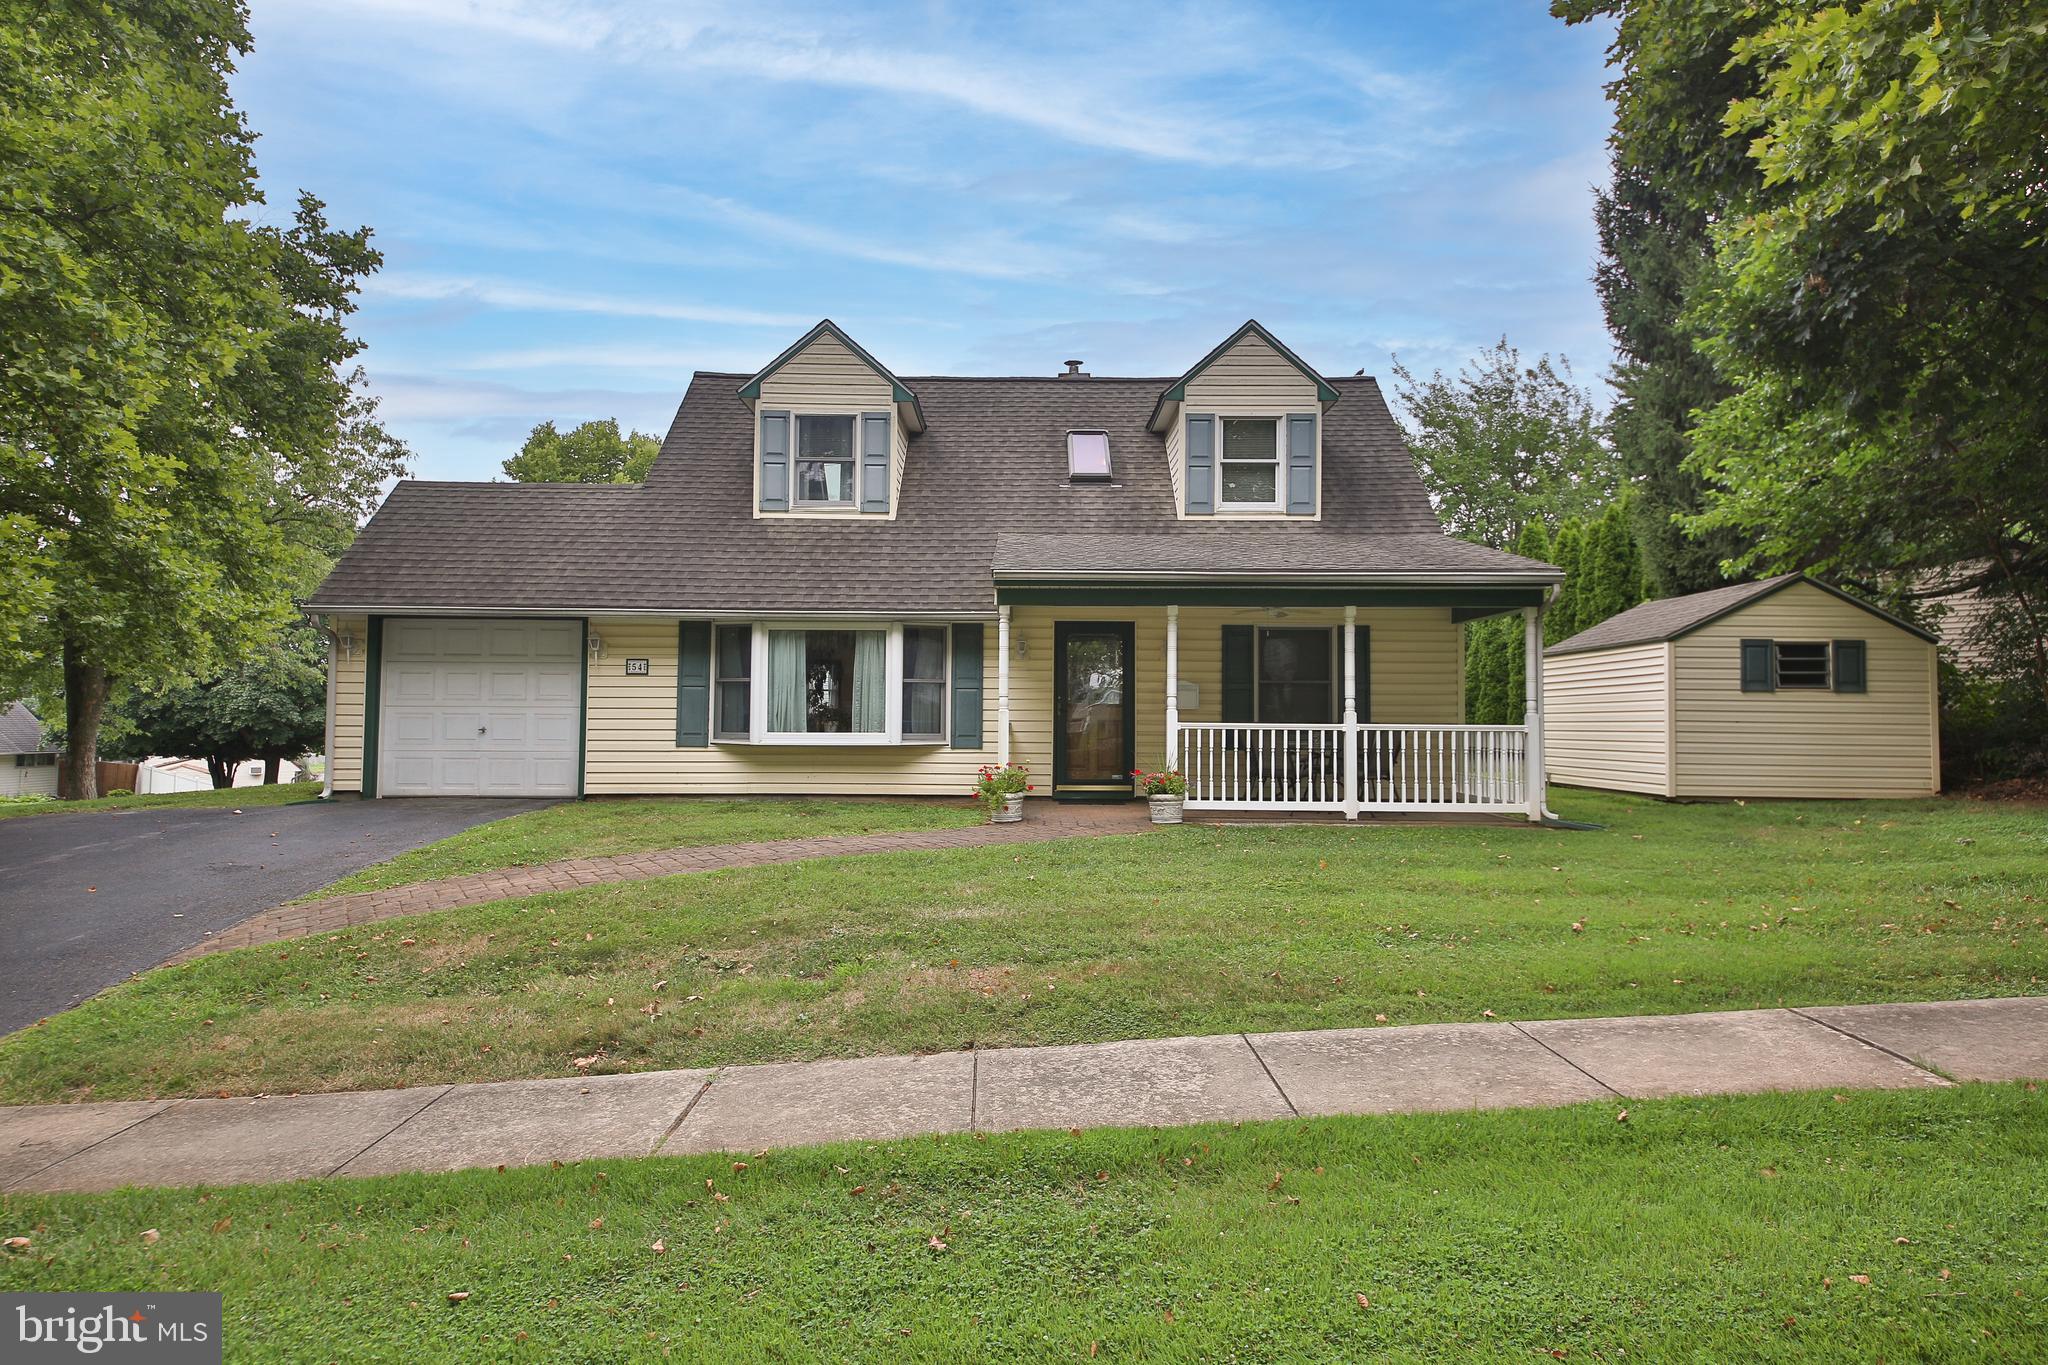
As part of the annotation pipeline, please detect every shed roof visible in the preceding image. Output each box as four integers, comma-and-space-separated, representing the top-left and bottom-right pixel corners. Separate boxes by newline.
1545, 573, 1937, 656
0, 701, 54, 754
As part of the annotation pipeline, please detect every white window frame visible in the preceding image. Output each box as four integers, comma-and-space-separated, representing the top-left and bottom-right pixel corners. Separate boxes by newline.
714, 621, 950, 746
793, 413, 859, 509
713, 624, 753, 740
1218, 416, 1284, 512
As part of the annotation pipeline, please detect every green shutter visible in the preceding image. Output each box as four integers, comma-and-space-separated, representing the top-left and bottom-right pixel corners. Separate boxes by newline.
759, 410, 790, 511
1222, 625, 1254, 721
1357, 624, 1371, 722
1833, 639, 1867, 693
1740, 638, 1774, 692
950, 624, 984, 750
1285, 412, 1317, 515
1185, 413, 1216, 515
677, 622, 711, 747
860, 411, 890, 513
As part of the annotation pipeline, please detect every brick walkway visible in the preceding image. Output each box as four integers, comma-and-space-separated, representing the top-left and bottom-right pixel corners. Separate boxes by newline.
165, 801, 1154, 963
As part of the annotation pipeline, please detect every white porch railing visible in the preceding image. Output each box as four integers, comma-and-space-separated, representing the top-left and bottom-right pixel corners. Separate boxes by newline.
1177, 722, 1531, 816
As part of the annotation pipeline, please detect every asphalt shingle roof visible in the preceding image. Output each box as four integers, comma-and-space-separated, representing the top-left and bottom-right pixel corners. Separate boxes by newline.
1545, 573, 1937, 655
0, 701, 53, 755
311, 373, 1551, 614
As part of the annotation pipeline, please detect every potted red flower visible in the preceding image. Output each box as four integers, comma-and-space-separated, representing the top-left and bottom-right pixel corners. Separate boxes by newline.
973, 763, 1033, 823
1133, 767, 1187, 824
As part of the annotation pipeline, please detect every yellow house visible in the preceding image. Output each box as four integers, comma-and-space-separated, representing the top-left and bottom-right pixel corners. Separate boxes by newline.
1543, 574, 1941, 799
308, 320, 1564, 819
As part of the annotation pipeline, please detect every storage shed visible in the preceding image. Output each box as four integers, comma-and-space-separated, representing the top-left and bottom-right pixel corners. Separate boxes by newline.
1543, 574, 1940, 799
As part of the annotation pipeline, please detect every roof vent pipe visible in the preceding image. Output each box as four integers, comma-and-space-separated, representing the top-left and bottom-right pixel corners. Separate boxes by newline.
1059, 359, 1089, 379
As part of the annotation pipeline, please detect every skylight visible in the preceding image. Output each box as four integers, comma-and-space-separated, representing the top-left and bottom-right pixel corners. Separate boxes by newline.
1067, 430, 1111, 480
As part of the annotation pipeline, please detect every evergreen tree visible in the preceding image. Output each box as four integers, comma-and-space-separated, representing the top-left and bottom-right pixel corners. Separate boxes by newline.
1546, 521, 1587, 644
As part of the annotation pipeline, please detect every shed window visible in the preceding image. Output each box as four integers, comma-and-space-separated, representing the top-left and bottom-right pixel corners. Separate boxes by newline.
795, 415, 856, 506
1256, 627, 1335, 723
1774, 641, 1830, 689
1067, 430, 1111, 480
1220, 418, 1282, 509
14, 752, 56, 768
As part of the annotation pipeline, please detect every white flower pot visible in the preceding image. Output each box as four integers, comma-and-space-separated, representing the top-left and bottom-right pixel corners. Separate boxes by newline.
1148, 794, 1184, 824
991, 793, 1025, 823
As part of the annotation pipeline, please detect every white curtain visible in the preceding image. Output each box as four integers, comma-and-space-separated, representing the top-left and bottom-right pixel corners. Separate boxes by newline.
852, 631, 886, 733
768, 631, 806, 732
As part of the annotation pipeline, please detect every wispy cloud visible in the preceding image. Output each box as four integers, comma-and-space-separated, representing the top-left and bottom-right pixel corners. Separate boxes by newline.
368, 274, 807, 328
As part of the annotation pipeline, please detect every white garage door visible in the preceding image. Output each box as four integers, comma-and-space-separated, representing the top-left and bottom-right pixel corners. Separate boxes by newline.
378, 619, 581, 797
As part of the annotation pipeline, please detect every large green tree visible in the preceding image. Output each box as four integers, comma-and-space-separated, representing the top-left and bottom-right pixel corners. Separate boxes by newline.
0, 1, 403, 797
106, 621, 327, 787
502, 419, 659, 484
1390, 338, 1618, 549
1685, 0, 2048, 710
1558, 0, 1769, 595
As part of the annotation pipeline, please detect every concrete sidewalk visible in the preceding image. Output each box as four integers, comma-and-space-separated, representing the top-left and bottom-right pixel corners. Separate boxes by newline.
4, 996, 2042, 1195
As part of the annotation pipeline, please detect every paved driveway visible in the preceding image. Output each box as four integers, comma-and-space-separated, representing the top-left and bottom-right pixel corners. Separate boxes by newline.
0, 796, 554, 1032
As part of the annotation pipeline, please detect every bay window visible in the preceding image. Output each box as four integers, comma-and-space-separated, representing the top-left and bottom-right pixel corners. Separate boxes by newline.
715, 623, 950, 744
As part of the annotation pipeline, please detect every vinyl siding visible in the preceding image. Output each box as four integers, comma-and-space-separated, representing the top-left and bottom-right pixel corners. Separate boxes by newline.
754, 333, 907, 520
584, 618, 996, 797
1671, 581, 1938, 797
1177, 332, 1322, 520
1543, 640, 1672, 796
0, 758, 60, 797
328, 615, 368, 793
1162, 407, 1185, 508
1007, 605, 1462, 789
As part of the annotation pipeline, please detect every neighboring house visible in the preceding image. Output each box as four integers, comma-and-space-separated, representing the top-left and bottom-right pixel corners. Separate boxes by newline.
308, 319, 1563, 819
0, 701, 61, 798
1543, 574, 1940, 799
135, 756, 304, 794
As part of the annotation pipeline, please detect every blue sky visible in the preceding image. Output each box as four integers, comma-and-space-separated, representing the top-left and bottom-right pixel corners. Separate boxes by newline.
235, 1, 1618, 481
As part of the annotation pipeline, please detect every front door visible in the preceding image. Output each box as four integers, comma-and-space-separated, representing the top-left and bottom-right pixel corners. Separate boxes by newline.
1054, 621, 1135, 796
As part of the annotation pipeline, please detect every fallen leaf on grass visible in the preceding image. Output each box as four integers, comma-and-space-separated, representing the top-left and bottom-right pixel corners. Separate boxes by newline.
447, 1292, 470, 1303
1615, 1109, 1628, 1123
651, 1239, 666, 1255
1849, 1274, 1871, 1286
140, 1229, 159, 1244
3, 1237, 30, 1251
1355, 1294, 1370, 1309
927, 1235, 949, 1252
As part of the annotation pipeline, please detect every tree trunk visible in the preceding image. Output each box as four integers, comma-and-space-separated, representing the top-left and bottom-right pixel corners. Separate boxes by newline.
206, 757, 236, 789
61, 641, 111, 802
263, 755, 280, 785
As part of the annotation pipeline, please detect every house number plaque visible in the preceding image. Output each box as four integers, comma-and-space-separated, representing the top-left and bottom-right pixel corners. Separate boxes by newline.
624, 658, 650, 675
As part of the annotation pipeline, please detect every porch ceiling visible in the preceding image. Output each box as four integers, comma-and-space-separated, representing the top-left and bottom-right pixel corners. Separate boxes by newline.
994, 583, 1551, 608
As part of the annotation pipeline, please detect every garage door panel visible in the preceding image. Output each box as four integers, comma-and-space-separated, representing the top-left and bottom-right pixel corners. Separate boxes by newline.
377, 619, 582, 797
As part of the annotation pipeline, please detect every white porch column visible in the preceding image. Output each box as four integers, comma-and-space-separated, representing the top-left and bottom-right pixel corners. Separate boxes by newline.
997, 605, 1012, 767
1342, 606, 1360, 819
1523, 604, 1545, 822
1164, 605, 1180, 769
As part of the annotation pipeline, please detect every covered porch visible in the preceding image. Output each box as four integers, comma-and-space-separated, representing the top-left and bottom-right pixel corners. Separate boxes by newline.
989, 549, 1557, 821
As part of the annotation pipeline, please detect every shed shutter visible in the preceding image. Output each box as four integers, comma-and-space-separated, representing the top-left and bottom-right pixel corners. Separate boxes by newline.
1285, 412, 1318, 515
677, 622, 711, 747
950, 623, 984, 750
1222, 625, 1254, 722
1740, 638, 1774, 692
860, 411, 891, 513
1833, 639, 1867, 693
759, 410, 790, 512
1185, 413, 1216, 515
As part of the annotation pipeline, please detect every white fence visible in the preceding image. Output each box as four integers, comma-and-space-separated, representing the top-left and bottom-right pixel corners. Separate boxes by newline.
1177, 722, 1531, 816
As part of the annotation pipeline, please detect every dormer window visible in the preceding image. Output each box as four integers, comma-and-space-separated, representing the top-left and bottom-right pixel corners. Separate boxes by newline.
1220, 417, 1281, 509
796, 415, 857, 506
1067, 429, 1111, 481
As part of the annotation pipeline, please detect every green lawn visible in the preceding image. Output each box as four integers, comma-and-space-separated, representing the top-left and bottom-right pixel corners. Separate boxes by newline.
0, 783, 316, 820
3, 1086, 2042, 1362
5, 790, 2043, 1104
312, 796, 982, 896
